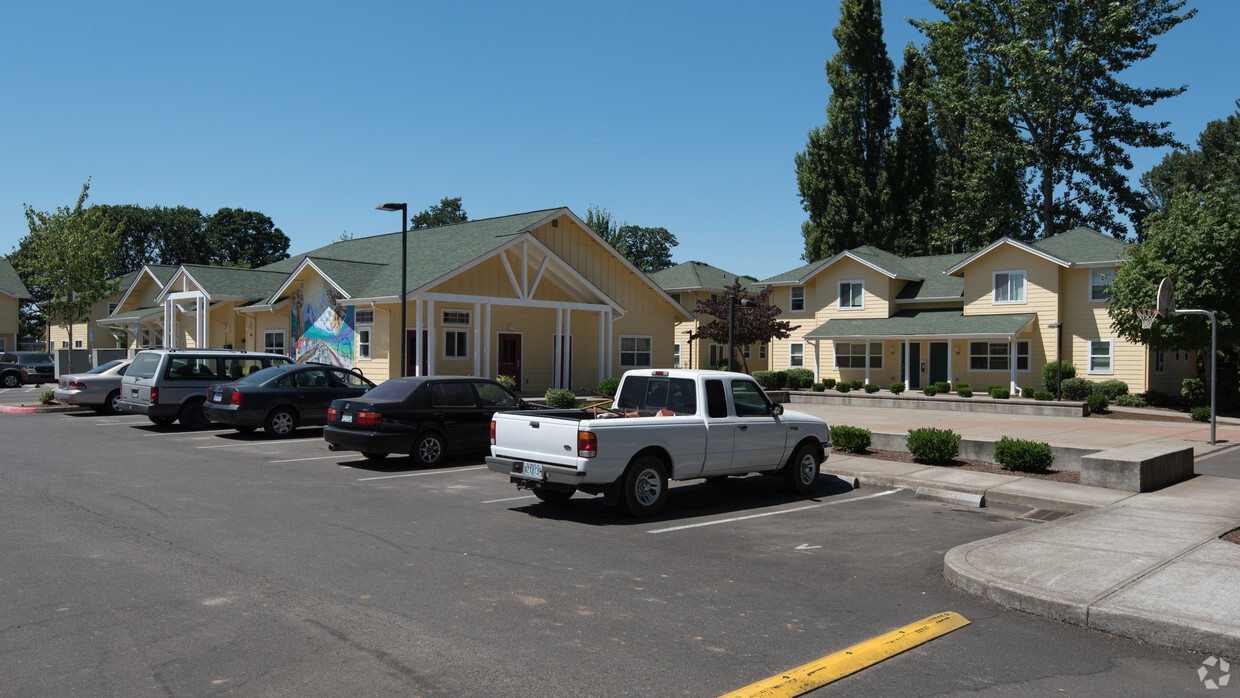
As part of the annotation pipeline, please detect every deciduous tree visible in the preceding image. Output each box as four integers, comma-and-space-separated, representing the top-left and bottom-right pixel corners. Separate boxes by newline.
410, 196, 468, 229
690, 281, 800, 374
204, 208, 290, 268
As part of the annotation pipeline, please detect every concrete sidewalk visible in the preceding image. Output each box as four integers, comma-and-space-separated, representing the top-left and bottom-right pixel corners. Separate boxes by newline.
794, 400, 1240, 657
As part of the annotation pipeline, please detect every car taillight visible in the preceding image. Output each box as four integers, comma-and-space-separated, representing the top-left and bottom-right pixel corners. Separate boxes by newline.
327, 407, 338, 422
490, 419, 497, 444
68, 380, 87, 389
577, 430, 597, 458
229, 391, 243, 406
357, 411, 381, 426
150, 387, 158, 405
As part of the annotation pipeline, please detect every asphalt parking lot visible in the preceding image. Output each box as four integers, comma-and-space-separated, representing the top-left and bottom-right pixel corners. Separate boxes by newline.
0, 410, 1219, 696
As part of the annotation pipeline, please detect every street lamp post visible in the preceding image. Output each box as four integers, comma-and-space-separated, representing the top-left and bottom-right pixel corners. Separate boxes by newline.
1048, 323, 1062, 400
728, 296, 755, 372
376, 202, 408, 376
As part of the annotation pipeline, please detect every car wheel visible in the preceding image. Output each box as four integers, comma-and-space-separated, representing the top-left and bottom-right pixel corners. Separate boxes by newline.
178, 399, 211, 430
1, 373, 18, 389
783, 443, 821, 495
411, 431, 446, 467
235, 425, 257, 434
362, 451, 388, 461
533, 486, 575, 505
102, 390, 121, 415
149, 415, 177, 427
621, 455, 668, 518
265, 408, 298, 438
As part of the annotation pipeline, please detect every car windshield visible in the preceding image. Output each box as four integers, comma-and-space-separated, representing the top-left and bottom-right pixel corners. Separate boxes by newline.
86, 360, 124, 374
17, 353, 52, 364
361, 379, 418, 401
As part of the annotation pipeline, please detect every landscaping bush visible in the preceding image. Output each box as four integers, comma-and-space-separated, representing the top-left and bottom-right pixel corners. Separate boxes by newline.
1191, 406, 1212, 422
1034, 390, 1054, 401
1143, 390, 1169, 407
993, 436, 1055, 473
811, 382, 827, 392
987, 384, 1005, 395
1060, 377, 1095, 401
1115, 394, 1148, 407
544, 388, 577, 409
753, 371, 782, 390
906, 427, 961, 465
1182, 378, 1206, 404
1020, 386, 1039, 398
990, 387, 1010, 400
922, 385, 938, 396
830, 425, 872, 453
1093, 379, 1129, 400
786, 368, 815, 390
715, 359, 729, 371
933, 381, 952, 393
957, 387, 973, 398
954, 382, 970, 391
1087, 393, 1109, 413
41, 390, 55, 405
835, 383, 852, 393
864, 383, 880, 393
496, 374, 517, 391
1042, 361, 1076, 393
844, 379, 862, 390
823, 378, 837, 389
890, 381, 905, 395
597, 377, 620, 397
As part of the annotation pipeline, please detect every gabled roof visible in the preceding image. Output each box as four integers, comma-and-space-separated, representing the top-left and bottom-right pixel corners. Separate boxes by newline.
112, 264, 183, 314
0, 257, 30, 299
648, 261, 755, 292
758, 245, 923, 286
945, 227, 1128, 276
157, 264, 289, 303
893, 252, 970, 301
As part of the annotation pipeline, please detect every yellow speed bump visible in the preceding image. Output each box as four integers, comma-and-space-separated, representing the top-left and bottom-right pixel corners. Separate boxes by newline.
721, 611, 970, 698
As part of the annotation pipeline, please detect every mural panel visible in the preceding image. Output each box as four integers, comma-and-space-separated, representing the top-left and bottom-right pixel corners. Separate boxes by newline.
291, 279, 355, 367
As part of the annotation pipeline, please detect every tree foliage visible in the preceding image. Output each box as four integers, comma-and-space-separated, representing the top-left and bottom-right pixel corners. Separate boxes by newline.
584, 205, 678, 273
410, 196, 468, 229
689, 281, 800, 373
1140, 100, 1240, 235
204, 208, 290, 268
91, 204, 289, 272
13, 180, 123, 348
886, 43, 937, 256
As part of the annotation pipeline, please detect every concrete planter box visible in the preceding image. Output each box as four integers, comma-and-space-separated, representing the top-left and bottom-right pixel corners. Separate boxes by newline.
785, 390, 1088, 418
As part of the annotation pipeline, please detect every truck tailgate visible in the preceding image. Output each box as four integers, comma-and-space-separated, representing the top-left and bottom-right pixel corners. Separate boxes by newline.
491, 412, 584, 468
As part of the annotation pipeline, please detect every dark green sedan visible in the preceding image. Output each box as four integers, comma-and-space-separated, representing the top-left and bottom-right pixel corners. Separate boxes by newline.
203, 363, 375, 437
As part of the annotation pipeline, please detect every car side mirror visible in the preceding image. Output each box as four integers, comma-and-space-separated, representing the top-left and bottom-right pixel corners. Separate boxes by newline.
770, 403, 784, 416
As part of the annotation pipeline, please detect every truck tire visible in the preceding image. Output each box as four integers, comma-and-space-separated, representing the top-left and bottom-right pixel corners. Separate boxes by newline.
783, 443, 821, 495
621, 455, 668, 518
533, 486, 575, 505
178, 399, 211, 430
1, 372, 19, 389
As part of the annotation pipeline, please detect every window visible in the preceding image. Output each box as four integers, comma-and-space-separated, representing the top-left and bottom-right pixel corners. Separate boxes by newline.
61, 340, 69, 348
670, 293, 681, 306
0, 338, 5, 352
759, 343, 767, 360
993, 271, 1027, 304
742, 344, 751, 359
969, 341, 1031, 371
838, 280, 864, 309
442, 310, 470, 325
264, 330, 286, 356
620, 336, 652, 368
1089, 339, 1114, 375
107, 302, 118, 316
789, 342, 804, 368
834, 342, 883, 369
75, 340, 83, 348
731, 380, 772, 417
1155, 351, 1165, 373
355, 308, 374, 325
790, 286, 805, 312
1090, 269, 1112, 302
357, 329, 371, 359
709, 344, 723, 368
444, 329, 468, 359
672, 343, 682, 369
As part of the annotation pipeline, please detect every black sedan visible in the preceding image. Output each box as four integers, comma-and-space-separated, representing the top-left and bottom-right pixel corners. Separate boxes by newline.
203, 364, 376, 437
324, 376, 533, 466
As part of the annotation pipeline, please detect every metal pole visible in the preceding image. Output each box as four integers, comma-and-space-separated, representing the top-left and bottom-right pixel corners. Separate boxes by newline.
400, 208, 408, 377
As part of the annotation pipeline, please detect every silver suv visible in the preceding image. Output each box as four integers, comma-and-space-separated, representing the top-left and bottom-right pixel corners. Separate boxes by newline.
116, 349, 293, 428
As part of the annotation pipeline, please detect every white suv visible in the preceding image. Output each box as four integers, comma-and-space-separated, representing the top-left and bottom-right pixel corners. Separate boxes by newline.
116, 349, 293, 428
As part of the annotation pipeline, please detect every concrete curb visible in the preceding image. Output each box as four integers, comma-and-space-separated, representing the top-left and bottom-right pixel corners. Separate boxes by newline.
0, 404, 89, 414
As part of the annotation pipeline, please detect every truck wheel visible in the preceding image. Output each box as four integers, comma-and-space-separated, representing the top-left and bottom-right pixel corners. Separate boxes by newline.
783, 443, 821, 495
533, 487, 575, 505
178, 399, 211, 430
1, 372, 18, 389
412, 431, 446, 467
622, 455, 668, 518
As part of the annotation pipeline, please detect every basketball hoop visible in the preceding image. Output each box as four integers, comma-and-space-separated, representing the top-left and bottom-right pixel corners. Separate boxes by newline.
1136, 308, 1160, 330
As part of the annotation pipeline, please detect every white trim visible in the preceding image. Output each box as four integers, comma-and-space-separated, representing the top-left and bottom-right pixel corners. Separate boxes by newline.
619, 334, 653, 369
1089, 268, 1112, 303
992, 270, 1027, 305
789, 341, 805, 369
442, 328, 469, 361
838, 279, 865, 310
265, 257, 355, 305
944, 237, 1070, 276
966, 340, 1031, 372
263, 329, 286, 356
356, 327, 371, 360
1088, 338, 1115, 375
790, 286, 806, 312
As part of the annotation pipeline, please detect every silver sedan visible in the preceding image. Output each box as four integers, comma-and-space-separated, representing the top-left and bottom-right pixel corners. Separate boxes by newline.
54, 359, 132, 414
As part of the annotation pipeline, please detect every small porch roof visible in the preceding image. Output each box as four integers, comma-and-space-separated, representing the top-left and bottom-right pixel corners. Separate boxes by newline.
804, 309, 1037, 340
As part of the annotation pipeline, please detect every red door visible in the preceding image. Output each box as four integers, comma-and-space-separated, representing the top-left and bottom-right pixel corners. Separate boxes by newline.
498, 333, 521, 386
406, 329, 428, 377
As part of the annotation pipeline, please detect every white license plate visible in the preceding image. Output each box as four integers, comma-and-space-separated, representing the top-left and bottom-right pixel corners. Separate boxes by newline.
521, 462, 543, 478
211, 391, 222, 402
342, 413, 353, 423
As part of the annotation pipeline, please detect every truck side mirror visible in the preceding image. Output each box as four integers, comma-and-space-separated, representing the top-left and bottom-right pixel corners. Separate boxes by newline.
770, 403, 784, 416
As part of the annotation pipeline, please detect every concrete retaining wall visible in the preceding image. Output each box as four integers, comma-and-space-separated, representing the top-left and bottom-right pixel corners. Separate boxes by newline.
785, 391, 1088, 418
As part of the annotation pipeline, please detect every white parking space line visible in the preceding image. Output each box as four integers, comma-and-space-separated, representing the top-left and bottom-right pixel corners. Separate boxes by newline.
270, 455, 344, 463
198, 437, 321, 449
143, 429, 233, 437
482, 494, 537, 504
646, 489, 901, 534
358, 465, 487, 481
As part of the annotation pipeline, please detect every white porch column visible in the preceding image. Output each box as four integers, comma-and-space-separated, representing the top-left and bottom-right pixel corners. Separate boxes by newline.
484, 303, 492, 378
198, 295, 208, 348
902, 339, 910, 387
427, 300, 436, 377
553, 308, 563, 389
562, 308, 572, 388
812, 340, 820, 382
947, 340, 953, 386
863, 338, 871, 384
472, 302, 481, 377
414, 299, 423, 377
1009, 336, 1018, 394
597, 311, 606, 385
163, 301, 172, 349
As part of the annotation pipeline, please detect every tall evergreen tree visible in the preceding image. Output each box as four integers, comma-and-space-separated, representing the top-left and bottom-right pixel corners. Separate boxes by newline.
1139, 100, 1240, 234
886, 44, 936, 256
796, 0, 894, 262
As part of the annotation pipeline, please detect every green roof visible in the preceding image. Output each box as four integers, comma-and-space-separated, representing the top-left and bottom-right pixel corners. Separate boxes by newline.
100, 305, 164, 323
648, 261, 755, 292
804, 309, 1037, 339
176, 264, 290, 300
0, 257, 30, 299
894, 252, 970, 300
1031, 227, 1129, 263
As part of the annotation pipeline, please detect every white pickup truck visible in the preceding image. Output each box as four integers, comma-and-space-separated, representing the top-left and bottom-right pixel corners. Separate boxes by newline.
485, 369, 831, 517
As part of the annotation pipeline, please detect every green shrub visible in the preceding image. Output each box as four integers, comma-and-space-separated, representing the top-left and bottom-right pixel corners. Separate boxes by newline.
836, 383, 851, 393
823, 378, 837, 389
597, 377, 620, 397
41, 390, 56, 405
957, 387, 973, 398
1093, 379, 1129, 400
987, 384, 1005, 395
890, 381, 905, 395
1034, 390, 1054, 401
922, 385, 938, 396
811, 382, 827, 392
715, 359, 729, 371
933, 381, 952, 393
1144, 389, 1169, 407
1115, 394, 1148, 407
1061, 377, 1095, 401
954, 382, 970, 391
830, 425, 872, 453
787, 368, 815, 390
906, 427, 961, 465
496, 374, 517, 391
753, 371, 781, 390
990, 388, 1010, 400
1042, 361, 1076, 393
864, 383, 880, 393
993, 436, 1055, 473
1191, 406, 1212, 422
1087, 393, 1109, 413
854, 380, 866, 389
544, 388, 577, 409
1020, 386, 1039, 398
1182, 378, 1206, 403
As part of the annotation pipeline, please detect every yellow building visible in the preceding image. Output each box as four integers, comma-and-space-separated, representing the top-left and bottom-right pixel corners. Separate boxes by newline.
648, 261, 769, 373
754, 228, 1193, 395
0, 257, 31, 353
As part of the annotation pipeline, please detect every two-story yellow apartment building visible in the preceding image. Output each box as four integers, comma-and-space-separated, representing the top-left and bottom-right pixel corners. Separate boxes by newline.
1, 257, 31, 353
648, 261, 769, 373
754, 227, 1193, 395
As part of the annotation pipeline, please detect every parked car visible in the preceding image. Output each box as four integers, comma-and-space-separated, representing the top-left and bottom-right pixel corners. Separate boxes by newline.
323, 376, 535, 465
1, 351, 55, 387
116, 349, 294, 428
203, 363, 376, 437
53, 359, 132, 414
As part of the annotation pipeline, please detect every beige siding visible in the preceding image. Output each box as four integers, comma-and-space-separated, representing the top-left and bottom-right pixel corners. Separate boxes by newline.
961, 245, 1060, 320
0, 295, 19, 351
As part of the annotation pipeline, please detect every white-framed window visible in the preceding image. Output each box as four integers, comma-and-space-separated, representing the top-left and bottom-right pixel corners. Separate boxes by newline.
672, 343, 682, 369
442, 310, 470, 325
993, 270, 1027, 304
620, 335, 652, 368
838, 280, 864, 310
1089, 269, 1112, 302
444, 329, 468, 359
355, 308, 374, 325
264, 329, 286, 356
969, 340, 1031, 371
357, 329, 371, 360
1089, 339, 1114, 375
107, 302, 119, 317
709, 343, 723, 368
834, 342, 883, 369
670, 293, 681, 306
75, 339, 83, 348
742, 344, 751, 359
759, 343, 767, 360
61, 340, 69, 348
789, 342, 805, 368
790, 286, 805, 312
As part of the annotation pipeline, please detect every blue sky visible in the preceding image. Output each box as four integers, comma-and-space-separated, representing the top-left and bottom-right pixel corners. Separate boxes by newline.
3, 1, 1236, 281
